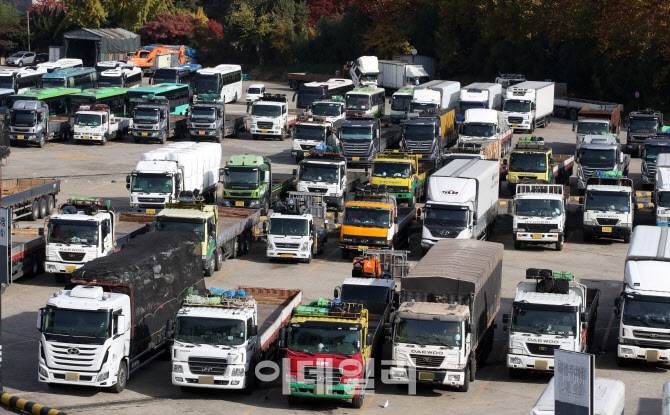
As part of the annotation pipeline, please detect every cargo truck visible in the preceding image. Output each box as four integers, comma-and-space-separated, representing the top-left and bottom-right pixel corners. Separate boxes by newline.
291, 118, 338, 163
371, 150, 433, 207
130, 95, 187, 143
390, 86, 415, 123
641, 138, 670, 186
348, 56, 379, 87
1, 178, 60, 221
513, 184, 567, 251
171, 287, 302, 391
573, 104, 621, 146
388, 239, 502, 392
654, 154, 670, 226
72, 104, 130, 145
576, 135, 629, 190
4, 227, 45, 284
8, 99, 73, 147
401, 109, 458, 162
459, 108, 513, 156
249, 94, 298, 141
503, 81, 554, 133
377, 60, 430, 90
37, 232, 206, 392
456, 83, 503, 122
582, 173, 634, 243
625, 108, 663, 155
340, 118, 390, 167
507, 137, 574, 194
187, 94, 246, 142
504, 268, 599, 375
421, 159, 499, 253
408, 80, 460, 116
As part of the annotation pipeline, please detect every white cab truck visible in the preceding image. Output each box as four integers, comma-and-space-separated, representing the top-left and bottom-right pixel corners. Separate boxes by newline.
388, 239, 502, 392
72, 104, 130, 145
503, 81, 555, 132
460, 108, 514, 156
409, 80, 460, 115
421, 159, 499, 253
456, 83, 503, 122
249, 94, 296, 141
615, 226, 670, 366
582, 173, 634, 243
291, 118, 337, 163
309, 99, 346, 124
655, 153, 670, 226
348, 56, 379, 87
576, 135, 630, 190
127, 142, 222, 213
531, 377, 625, 415
390, 86, 415, 123
171, 287, 302, 391
503, 269, 600, 375
513, 184, 567, 251
377, 60, 430, 90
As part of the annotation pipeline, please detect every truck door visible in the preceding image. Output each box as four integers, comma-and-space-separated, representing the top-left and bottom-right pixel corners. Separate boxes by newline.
102, 218, 113, 253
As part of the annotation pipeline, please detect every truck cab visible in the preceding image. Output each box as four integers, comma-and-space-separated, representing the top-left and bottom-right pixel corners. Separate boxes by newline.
626, 108, 663, 155
310, 99, 346, 124
296, 151, 348, 210
582, 173, 634, 243
339, 118, 382, 166
513, 184, 567, 251
576, 135, 629, 190
371, 150, 429, 207
291, 118, 336, 163
130, 96, 174, 143
73, 104, 129, 145
641, 138, 670, 186
188, 94, 227, 142
348, 56, 379, 87
390, 86, 414, 123
574, 118, 612, 146
507, 137, 554, 193
460, 108, 513, 156
8, 99, 71, 147
249, 94, 290, 140
401, 115, 444, 163
220, 155, 273, 215
654, 154, 670, 226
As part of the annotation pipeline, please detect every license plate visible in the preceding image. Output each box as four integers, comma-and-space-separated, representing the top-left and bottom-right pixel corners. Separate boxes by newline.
146, 209, 155, 214
198, 131, 205, 135
532, 233, 543, 239
315, 384, 328, 395
235, 201, 245, 207
359, 246, 369, 250
83, 136, 90, 140
512, 124, 518, 127
352, 157, 360, 161
65, 372, 79, 381
418, 372, 435, 381
602, 227, 612, 233
17, 135, 24, 139
646, 350, 659, 362
141, 132, 148, 136
261, 129, 268, 133
198, 375, 214, 384
281, 254, 293, 258
303, 152, 309, 157
534, 360, 548, 370
66, 265, 76, 272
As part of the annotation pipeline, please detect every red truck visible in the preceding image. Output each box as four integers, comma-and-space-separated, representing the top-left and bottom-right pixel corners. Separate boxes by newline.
577, 104, 622, 134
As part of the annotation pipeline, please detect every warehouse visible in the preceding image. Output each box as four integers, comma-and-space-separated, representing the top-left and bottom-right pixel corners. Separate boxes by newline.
63, 28, 140, 67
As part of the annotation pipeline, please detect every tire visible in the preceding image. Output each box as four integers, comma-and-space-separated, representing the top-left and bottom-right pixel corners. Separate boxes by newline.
623, 234, 631, 244
214, 248, 223, 271
237, 235, 245, 257
351, 393, 364, 409
337, 196, 345, 212
110, 361, 127, 393
18, 61, 23, 67
458, 365, 470, 392
555, 236, 564, 251
280, 128, 286, 141
45, 195, 55, 215
242, 232, 251, 254
100, 135, 107, 146
305, 254, 312, 264
216, 132, 223, 143
38, 197, 47, 219
408, 195, 416, 208
469, 357, 476, 382
513, 239, 522, 250
204, 255, 215, 277
29, 199, 40, 221
38, 133, 46, 148
233, 93, 238, 103
160, 131, 167, 144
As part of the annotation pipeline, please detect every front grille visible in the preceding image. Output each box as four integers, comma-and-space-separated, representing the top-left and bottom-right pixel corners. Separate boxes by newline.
228, 191, 252, 197
275, 243, 300, 249
188, 356, 227, 376
521, 224, 558, 233
300, 144, 316, 151
342, 143, 371, 157
138, 197, 165, 203
628, 338, 670, 349
410, 354, 445, 368
508, 117, 524, 124
59, 252, 86, 262
185, 378, 229, 385
596, 218, 619, 226
303, 366, 342, 386
257, 122, 273, 129
633, 330, 670, 341
385, 185, 409, 194
307, 187, 328, 193
583, 168, 605, 177
405, 142, 432, 152
53, 374, 93, 381
48, 344, 98, 369
10, 127, 31, 132
526, 343, 560, 356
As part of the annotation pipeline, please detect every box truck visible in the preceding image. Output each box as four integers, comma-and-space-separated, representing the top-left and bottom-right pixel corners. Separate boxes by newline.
456, 82, 503, 122
503, 81, 554, 132
409, 80, 460, 115
377, 60, 430, 90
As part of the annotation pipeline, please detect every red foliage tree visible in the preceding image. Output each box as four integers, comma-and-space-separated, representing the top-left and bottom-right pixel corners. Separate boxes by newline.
139, 11, 196, 45
307, 0, 355, 27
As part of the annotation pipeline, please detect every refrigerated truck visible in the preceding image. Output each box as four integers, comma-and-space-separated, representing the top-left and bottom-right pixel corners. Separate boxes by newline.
456, 83, 503, 122
377, 60, 430, 90
503, 81, 554, 132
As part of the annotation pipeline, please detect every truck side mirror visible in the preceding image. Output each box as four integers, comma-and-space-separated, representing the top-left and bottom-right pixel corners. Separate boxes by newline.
393, 292, 400, 309
549, 158, 554, 165
278, 327, 286, 348
250, 324, 258, 337
264, 171, 270, 183
126, 175, 131, 190
262, 221, 268, 234
384, 322, 392, 337
333, 286, 341, 299
580, 312, 588, 322
393, 215, 398, 224
581, 322, 588, 330
117, 315, 126, 335
502, 314, 510, 324
292, 93, 296, 102
292, 168, 297, 177
366, 333, 374, 346
467, 323, 474, 334
166, 318, 175, 339
36, 308, 45, 331
572, 123, 576, 132
416, 208, 422, 217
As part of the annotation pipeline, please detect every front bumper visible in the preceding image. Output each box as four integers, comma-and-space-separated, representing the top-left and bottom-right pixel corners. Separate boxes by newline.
618, 343, 670, 362
38, 362, 116, 388
514, 232, 561, 243
343, 155, 374, 166
507, 353, 554, 371
389, 366, 464, 386
172, 365, 247, 389
189, 129, 220, 140
641, 174, 655, 185
584, 225, 631, 239
221, 198, 263, 209
131, 129, 160, 139
251, 127, 282, 136
508, 120, 532, 130
266, 249, 310, 259
288, 381, 358, 399
9, 133, 39, 143
340, 243, 390, 253
44, 261, 85, 274
74, 133, 104, 141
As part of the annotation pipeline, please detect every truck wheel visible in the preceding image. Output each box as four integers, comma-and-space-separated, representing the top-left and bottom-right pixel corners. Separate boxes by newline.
623, 234, 631, 244
110, 361, 127, 393
242, 232, 251, 254
216, 132, 223, 143
337, 196, 345, 212
214, 248, 223, 271
160, 131, 167, 144
305, 254, 312, 264
100, 135, 107, 146
29, 199, 40, 221
408, 195, 416, 208
555, 236, 564, 251
280, 128, 286, 141
204, 255, 215, 277
458, 365, 470, 392
38, 133, 46, 148
469, 357, 476, 382
351, 393, 364, 409
45, 195, 55, 215
38, 197, 47, 219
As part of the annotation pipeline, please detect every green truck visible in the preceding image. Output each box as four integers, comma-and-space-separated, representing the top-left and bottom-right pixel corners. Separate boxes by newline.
220, 155, 296, 216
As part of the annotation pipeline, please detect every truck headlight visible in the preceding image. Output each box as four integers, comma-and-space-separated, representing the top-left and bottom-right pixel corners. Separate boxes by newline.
509, 356, 522, 365
267, 241, 275, 250
231, 368, 245, 377
513, 228, 524, 232
39, 366, 48, 378
620, 347, 633, 355
447, 374, 460, 381
300, 242, 309, 252
509, 348, 522, 354
173, 364, 184, 373
96, 370, 110, 382
391, 369, 407, 378
621, 223, 631, 228
584, 220, 596, 226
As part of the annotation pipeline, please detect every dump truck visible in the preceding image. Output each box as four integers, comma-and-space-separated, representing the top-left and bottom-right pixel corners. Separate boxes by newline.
582, 173, 634, 243
401, 109, 458, 162
626, 108, 663, 155
507, 137, 574, 194
371, 150, 434, 207
129, 95, 188, 143
573, 104, 621, 145
8, 99, 73, 147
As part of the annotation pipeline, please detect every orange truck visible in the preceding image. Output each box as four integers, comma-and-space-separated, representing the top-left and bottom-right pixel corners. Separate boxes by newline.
127, 46, 186, 71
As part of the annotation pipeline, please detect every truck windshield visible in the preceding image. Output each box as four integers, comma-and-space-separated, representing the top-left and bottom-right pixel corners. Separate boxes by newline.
223, 168, 259, 185
341, 126, 372, 140
658, 191, 670, 208
153, 71, 178, 85
10, 111, 36, 126
43, 306, 111, 338
41, 78, 66, 88
424, 207, 468, 228
623, 298, 670, 329
190, 107, 216, 122
509, 152, 547, 173
74, 113, 102, 126
299, 163, 338, 183
409, 102, 437, 112
462, 123, 495, 137
297, 88, 324, 109
577, 122, 609, 135
344, 207, 390, 228
131, 174, 173, 193
341, 284, 389, 304
288, 326, 361, 355
585, 190, 630, 213
391, 95, 412, 111
48, 220, 99, 245
175, 317, 245, 345
405, 124, 434, 141
194, 74, 220, 95
247, 87, 261, 95
372, 162, 410, 178
458, 101, 487, 115
503, 100, 531, 112
134, 108, 159, 123
512, 306, 576, 336
515, 199, 563, 217
346, 94, 370, 109
578, 149, 616, 167
643, 145, 670, 161
312, 103, 341, 117
396, 319, 461, 347
157, 217, 206, 241
629, 118, 658, 131
294, 125, 326, 141
269, 217, 308, 236
98, 75, 123, 88
252, 104, 281, 117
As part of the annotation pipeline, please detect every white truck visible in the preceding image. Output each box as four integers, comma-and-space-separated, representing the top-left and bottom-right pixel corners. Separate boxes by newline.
654, 153, 670, 226
72, 104, 131, 145
420, 159, 499, 253
513, 184, 567, 251
460, 108, 514, 156
615, 226, 670, 366
503, 268, 600, 376
456, 82, 503, 122
503, 81, 555, 132
377, 60, 430, 90
582, 173, 634, 243
531, 377, 625, 415
348, 56, 379, 87
171, 287, 302, 391
309, 99, 346, 124
295, 150, 358, 211
390, 86, 414, 123
249, 94, 296, 141
409, 80, 461, 115
127, 142, 222, 213
291, 118, 337, 163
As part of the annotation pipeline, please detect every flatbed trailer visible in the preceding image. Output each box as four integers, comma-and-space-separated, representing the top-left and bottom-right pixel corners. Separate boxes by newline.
246, 287, 304, 358
2, 178, 60, 221
217, 207, 262, 259
7, 228, 45, 283
551, 154, 576, 180
270, 173, 297, 204
554, 97, 623, 120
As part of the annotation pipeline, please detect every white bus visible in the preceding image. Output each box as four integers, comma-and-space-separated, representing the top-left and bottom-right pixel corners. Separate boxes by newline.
0, 66, 47, 94
37, 58, 83, 73
98, 66, 143, 88
345, 86, 386, 119
294, 78, 354, 109
193, 64, 242, 103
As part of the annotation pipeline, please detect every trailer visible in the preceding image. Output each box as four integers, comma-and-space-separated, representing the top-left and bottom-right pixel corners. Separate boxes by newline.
2, 178, 60, 221
7, 228, 46, 283
554, 97, 623, 121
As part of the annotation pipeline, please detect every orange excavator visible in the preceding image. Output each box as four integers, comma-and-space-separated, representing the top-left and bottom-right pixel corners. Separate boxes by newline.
126, 46, 186, 69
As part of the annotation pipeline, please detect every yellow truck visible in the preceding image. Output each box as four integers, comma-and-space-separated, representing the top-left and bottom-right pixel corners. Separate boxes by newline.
370, 150, 434, 207
401, 108, 457, 162
507, 137, 574, 194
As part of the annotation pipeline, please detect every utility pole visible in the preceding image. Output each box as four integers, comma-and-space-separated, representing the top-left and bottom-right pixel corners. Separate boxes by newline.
26, 11, 30, 52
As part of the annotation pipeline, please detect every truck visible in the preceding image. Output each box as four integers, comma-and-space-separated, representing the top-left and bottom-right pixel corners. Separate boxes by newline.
625, 108, 663, 155
220, 155, 295, 216
554, 96, 622, 120
507, 137, 574, 194
582, 172, 634, 243
459, 108, 513, 156
421, 159, 499, 253
390, 86, 415, 123
408, 80, 460, 116
377, 60, 430, 90
503, 268, 600, 375
443, 140, 500, 170
156, 201, 260, 276
4, 227, 46, 284
291, 117, 339, 163
503, 81, 555, 132
249, 94, 297, 141
513, 184, 567, 251
339, 185, 415, 259
72, 104, 130, 145
8, 100, 72, 147
654, 153, 670, 226
573, 104, 622, 145
401, 109, 458, 162
1, 178, 60, 221
43, 197, 154, 283
641, 138, 670, 187
531, 377, 625, 415
127, 142, 222, 213
348, 56, 379, 87
495, 73, 526, 90
371, 150, 433, 207
171, 287, 302, 391
456, 83, 503, 122
576, 135, 630, 190
37, 232, 206, 392
286, 72, 332, 90
130, 95, 187, 144
387, 239, 502, 392
266, 192, 329, 263
615, 226, 670, 366
187, 94, 246, 142
339, 118, 389, 167
308, 98, 346, 125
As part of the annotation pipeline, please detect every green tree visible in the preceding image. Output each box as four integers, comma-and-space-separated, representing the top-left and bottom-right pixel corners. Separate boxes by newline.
0, 0, 21, 27
227, 1, 271, 63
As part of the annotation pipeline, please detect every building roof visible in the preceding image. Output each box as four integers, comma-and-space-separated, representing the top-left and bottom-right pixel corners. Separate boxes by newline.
63, 28, 140, 55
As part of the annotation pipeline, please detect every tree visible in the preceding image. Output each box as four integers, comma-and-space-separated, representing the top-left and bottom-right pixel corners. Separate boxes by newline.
139, 11, 196, 45
226, 1, 271, 63
29, 2, 71, 50
0, 0, 21, 27
306, 0, 354, 27
61, 0, 171, 30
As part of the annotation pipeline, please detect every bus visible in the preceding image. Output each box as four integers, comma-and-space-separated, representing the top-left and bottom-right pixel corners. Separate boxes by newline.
41, 67, 98, 90
126, 83, 190, 115
0, 67, 47, 94
294, 78, 354, 109
7, 87, 80, 116
98, 66, 143, 89
37, 58, 83, 73
68, 87, 130, 117
345, 86, 386, 118
193, 64, 242, 103
152, 64, 201, 91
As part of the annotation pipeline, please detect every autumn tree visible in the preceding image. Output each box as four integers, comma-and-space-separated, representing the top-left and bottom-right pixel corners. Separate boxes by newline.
226, 1, 271, 63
